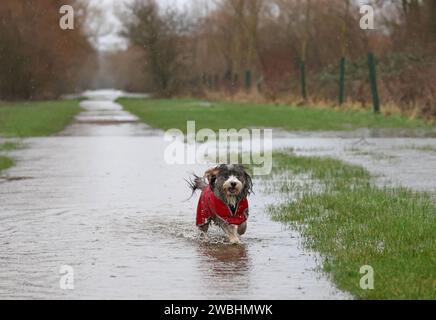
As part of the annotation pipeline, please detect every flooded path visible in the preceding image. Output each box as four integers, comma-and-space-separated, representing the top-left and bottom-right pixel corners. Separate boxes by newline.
272, 131, 436, 192
0, 90, 347, 299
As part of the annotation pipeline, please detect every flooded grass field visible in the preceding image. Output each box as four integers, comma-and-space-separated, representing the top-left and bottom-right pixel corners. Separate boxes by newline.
0, 91, 348, 299
1, 91, 435, 299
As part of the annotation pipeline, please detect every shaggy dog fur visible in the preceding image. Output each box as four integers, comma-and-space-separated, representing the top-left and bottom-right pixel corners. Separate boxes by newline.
188, 164, 253, 244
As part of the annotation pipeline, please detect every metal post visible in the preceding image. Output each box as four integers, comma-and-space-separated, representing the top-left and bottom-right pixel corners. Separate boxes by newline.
339, 57, 346, 105
367, 52, 380, 113
300, 61, 307, 100
245, 70, 252, 91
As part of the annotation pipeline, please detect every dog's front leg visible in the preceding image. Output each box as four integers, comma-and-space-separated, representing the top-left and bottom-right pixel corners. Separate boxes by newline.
227, 225, 241, 244
213, 216, 241, 244
221, 223, 241, 244
237, 222, 247, 236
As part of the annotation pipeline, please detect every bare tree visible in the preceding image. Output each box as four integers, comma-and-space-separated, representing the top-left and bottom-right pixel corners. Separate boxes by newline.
0, 0, 97, 99
121, 0, 188, 96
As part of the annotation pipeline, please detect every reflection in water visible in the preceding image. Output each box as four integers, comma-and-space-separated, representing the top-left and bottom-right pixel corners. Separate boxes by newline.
198, 243, 250, 271
195, 243, 251, 296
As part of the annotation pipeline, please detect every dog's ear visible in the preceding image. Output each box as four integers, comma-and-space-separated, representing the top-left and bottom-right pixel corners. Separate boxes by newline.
204, 166, 219, 187
241, 167, 253, 197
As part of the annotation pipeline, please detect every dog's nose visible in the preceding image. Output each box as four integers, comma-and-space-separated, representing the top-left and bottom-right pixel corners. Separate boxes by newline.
231, 182, 237, 187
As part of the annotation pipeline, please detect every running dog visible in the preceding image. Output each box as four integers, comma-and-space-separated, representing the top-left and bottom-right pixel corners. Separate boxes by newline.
188, 164, 253, 244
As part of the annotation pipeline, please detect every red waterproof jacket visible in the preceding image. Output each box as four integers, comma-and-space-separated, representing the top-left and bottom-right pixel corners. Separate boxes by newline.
196, 185, 249, 226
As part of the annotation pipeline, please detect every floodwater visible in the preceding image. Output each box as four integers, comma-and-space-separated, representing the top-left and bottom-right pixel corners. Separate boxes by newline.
271, 131, 436, 192
0, 90, 349, 299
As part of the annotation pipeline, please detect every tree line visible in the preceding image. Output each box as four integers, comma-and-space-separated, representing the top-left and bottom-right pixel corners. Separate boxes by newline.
119, 0, 436, 116
1, 0, 434, 117
0, 0, 97, 100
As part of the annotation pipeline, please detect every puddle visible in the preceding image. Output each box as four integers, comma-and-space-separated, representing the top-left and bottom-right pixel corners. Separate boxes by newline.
0, 90, 348, 299
58, 93, 162, 137
272, 136, 436, 192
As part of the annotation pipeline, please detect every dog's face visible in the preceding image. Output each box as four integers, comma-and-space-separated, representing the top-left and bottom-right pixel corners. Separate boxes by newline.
206, 164, 252, 206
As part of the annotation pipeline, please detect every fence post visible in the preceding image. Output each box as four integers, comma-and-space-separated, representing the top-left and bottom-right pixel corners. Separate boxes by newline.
300, 60, 307, 100
367, 52, 380, 113
339, 57, 346, 105
245, 70, 252, 91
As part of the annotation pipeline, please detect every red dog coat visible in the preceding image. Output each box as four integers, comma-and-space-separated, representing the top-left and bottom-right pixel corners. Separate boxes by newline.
196, 185, 249, 226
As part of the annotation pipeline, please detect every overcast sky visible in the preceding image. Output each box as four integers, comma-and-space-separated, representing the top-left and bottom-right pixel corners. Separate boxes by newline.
89, 0, 192, 51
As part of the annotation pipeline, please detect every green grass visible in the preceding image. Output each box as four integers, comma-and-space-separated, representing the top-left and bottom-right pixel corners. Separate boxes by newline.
266, 151, 436, 299
0, 141, 22, 151
119, 98, 431, 132
0, 100, 81, 137
0, 142, 19, 175
0, 156, 14, 174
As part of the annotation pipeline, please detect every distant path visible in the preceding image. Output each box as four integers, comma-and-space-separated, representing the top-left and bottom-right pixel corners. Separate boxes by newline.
0, 90, 348, 299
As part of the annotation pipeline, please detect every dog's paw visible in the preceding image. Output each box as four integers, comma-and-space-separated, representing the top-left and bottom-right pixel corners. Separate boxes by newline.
228, 234, 241, 245
229, 239, 241, 245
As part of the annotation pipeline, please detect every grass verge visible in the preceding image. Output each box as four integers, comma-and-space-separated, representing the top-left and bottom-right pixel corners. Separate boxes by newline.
0, 141, 22, 151
266, 151, 436, 299
0, 100, 81, 137
0, 156, 14, 174
119, 98, 431, 132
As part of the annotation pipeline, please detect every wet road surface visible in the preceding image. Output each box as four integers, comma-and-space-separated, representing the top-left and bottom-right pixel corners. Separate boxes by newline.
0, 90, 348, 299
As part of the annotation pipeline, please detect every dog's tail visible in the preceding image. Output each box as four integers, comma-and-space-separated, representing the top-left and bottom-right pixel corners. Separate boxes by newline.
185, 174, 208, 200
